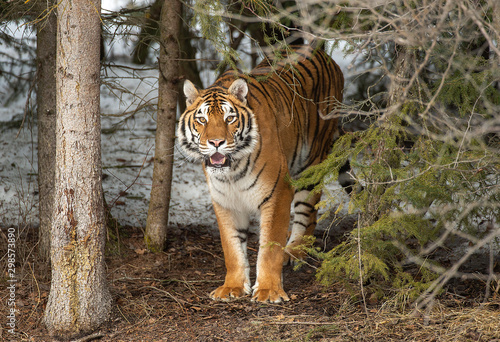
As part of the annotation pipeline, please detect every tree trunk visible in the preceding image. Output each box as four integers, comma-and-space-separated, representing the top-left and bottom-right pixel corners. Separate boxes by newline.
179, 3, 203, 113
492, 0, 500, 64
132, 0, 162, 64
36, 1, 57, 262
145, 0, 182, 252
43, 0, 111, 338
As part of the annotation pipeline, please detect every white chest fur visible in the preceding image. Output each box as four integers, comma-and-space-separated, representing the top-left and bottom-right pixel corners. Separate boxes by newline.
207, 170, 264, 215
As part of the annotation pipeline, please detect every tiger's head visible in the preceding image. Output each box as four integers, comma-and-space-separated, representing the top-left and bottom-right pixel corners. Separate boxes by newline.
177, 78, 258, 174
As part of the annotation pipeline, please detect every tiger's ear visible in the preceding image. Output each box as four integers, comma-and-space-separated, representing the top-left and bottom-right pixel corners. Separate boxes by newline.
228, 79, 248, 105
184, 80, 199, 106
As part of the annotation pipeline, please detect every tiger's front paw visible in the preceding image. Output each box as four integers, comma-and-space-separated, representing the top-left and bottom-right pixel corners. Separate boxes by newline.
210, 285, 249, 301
251, 287, 290, 303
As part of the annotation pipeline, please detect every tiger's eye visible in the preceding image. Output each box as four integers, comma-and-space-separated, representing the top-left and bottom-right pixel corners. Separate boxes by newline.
196, 117, 206, 124
226, 116, 237, 124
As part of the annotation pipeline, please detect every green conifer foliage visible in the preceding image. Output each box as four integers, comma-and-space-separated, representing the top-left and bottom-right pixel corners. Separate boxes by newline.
297, 69, 498, 303
191, 0, 500, 305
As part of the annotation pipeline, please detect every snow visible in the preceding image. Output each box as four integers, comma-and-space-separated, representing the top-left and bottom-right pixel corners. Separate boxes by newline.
1, 8, 497, 271
0, 18, 355, 231
0, 58, 353, 231
0, 73, 349, 231
0, 64, 219, 229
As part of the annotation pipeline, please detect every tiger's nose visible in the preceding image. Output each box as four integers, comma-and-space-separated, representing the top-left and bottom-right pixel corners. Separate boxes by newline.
208, 139, 225, 147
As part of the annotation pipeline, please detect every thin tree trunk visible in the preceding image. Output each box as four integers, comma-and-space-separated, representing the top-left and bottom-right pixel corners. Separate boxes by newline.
179, 3, 203, 113
387, 45, 414, 110
36, 1, 57, 262
132, 0, 162, 64
145, 0, 182, 252
492, 0, 500, 64
43, 0, 111, 338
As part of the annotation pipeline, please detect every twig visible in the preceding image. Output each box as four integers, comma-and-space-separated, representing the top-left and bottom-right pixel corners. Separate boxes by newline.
108, 144, 153, 209
71, 332, 105, 342
115, 304, 131, 325
112, 276, 166, 283
16, 71, 37, 139
142, 285, 187, 312
413, 227, 500, 316
357, 214, 369, 317
460, 2, 500, 57
482, 242, 495, 305
191, 246, 224, 260
112, 276, 221, 284
251, 320, 336, 325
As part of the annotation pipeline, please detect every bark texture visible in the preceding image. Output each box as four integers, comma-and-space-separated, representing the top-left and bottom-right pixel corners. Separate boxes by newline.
43, 0, 111, 338
36, 1, 57, 262
145, 0, 182, 252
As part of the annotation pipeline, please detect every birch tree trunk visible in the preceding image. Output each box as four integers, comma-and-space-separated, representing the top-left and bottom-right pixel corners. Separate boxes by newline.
36, 1, 57, 262
43, 0, 111, 338
145, 0, 182, 252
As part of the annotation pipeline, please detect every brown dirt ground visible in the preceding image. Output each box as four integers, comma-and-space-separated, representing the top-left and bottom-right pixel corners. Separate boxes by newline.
1, 225, 499, 342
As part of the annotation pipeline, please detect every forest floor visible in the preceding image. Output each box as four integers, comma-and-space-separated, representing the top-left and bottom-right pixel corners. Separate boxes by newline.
2, 224, 499, 342
2, 23, 499, 341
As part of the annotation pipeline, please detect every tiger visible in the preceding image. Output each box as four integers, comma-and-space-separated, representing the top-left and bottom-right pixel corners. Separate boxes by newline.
177, 45, 348, 303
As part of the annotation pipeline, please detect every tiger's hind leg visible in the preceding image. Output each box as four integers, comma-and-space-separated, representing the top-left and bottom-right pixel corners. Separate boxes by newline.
284, 186, 321, 265
284, 160, 360, 265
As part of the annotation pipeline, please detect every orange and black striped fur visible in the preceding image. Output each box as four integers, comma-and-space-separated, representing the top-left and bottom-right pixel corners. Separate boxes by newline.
177, 45, 345, 303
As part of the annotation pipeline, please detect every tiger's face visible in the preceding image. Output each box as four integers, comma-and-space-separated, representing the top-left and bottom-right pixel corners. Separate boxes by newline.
177, 79, 258, 174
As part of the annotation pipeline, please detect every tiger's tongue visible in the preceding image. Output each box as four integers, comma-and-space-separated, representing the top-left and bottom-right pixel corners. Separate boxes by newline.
210, 152, 226, 165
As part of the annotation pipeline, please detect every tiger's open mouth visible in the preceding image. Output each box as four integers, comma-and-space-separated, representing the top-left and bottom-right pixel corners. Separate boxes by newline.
206, 152, 231, 168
